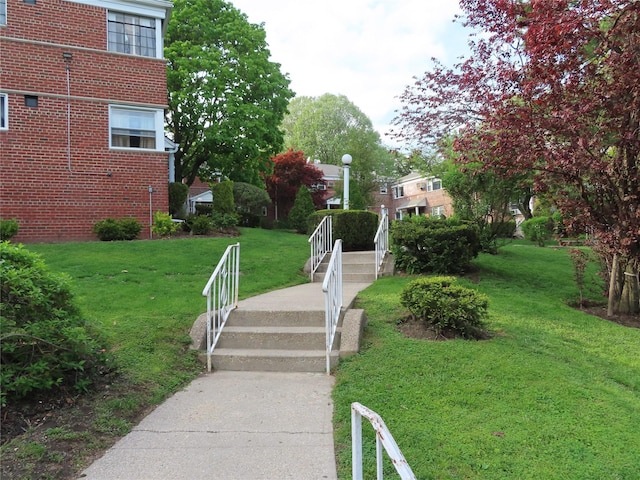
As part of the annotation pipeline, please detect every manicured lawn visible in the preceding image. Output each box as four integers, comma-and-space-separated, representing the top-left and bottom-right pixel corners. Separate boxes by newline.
29, 228, 310, 404
333, 242, 640, 479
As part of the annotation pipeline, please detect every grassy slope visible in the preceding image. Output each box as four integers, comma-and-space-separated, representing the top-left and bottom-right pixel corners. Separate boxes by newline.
333, 243, 640, 479
28, 228, 310, 403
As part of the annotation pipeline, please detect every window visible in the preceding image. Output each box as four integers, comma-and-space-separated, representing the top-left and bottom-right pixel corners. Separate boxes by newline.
0, 0, 6, 26
427, 178, 442, 192
25, 95, 38, 108
431, 205, 445, 217
0, 94, 7, 130
108, 12, 157, 57
393, 185, 404, 199
379, 183, 388, 194
109, 106, 162, 150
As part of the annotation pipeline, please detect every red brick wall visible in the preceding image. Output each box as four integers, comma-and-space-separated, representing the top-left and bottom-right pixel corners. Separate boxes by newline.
0, 0, 169, 242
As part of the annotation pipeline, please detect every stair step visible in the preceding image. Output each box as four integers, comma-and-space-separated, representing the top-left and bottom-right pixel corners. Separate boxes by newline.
211, 348, 339, 372
217, 326, 337, 350
227, 310, 325, 327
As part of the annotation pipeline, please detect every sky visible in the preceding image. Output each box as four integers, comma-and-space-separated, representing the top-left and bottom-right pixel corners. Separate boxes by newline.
230, 0, 472, 149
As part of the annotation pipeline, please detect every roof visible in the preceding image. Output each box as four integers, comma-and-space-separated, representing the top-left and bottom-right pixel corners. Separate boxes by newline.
396, 198, 427, 210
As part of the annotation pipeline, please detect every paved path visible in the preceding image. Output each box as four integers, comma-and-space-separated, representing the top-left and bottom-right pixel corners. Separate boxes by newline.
79, 282, 373, 480
79, 371, 337, 480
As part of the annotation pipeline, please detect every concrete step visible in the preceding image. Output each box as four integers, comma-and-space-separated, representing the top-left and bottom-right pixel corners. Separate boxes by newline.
217, 325, 339, 350
226, 310, 325, 327
210, 348, 339, 372
315, 262, 374, 274
344, 272, 376, 283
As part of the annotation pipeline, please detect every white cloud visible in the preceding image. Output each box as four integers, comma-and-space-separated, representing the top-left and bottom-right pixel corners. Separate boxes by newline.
230, 0, 471, 148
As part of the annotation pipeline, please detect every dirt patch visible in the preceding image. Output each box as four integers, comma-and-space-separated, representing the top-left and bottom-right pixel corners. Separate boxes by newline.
396, 316, 492, 341
0, 371, 154, 480
576, 303, 640, 329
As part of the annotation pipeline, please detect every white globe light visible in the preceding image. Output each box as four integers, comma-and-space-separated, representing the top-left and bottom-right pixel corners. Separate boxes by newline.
341, 154, 352, 165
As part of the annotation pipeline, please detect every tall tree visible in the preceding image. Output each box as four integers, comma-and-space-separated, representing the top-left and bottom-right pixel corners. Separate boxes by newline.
165, 0, 295, 186
282, 94, 394, 208
394, 0, 640, 314
264, 149, 326, 221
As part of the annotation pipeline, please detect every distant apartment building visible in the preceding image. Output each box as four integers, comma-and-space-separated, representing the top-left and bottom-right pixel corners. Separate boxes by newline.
0, 0, 173, 242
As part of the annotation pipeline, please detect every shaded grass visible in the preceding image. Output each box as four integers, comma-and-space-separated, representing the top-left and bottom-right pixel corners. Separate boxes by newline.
333, 243, 640, 479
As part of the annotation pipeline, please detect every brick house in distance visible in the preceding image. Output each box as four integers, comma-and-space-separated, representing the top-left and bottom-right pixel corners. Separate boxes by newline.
0, 0, 172, 242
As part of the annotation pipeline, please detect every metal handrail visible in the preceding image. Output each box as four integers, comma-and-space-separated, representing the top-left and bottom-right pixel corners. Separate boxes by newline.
202, 243, 240, 372
351, 402, 416, 480
321, 239, 342, 374
308, 215, 333, 281
374, 207, 389, 279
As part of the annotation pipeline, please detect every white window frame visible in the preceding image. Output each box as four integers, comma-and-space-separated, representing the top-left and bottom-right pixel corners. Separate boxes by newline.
0, 93, 7, 130
107, 11, 162, 58
379, 183, 388, 194
109, 105, 163, 151
0, 0, 6, 26
393, 185, 404, 199
431, 205, 445, 217
427, 178, 442, 192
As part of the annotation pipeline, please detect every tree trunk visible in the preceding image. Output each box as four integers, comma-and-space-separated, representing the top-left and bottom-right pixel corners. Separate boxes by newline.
618, 266, 640, 315
607, 253, 619, 317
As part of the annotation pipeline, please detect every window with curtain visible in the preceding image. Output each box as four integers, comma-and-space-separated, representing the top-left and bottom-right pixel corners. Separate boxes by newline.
110, 107, 159, 149
108, 12, 156, 58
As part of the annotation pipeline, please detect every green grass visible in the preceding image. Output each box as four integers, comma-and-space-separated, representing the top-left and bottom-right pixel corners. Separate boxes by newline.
333, 242, 640, 479
29, 228, 310, 404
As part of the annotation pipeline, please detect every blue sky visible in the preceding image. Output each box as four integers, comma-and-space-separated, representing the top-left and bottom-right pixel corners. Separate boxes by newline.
230, 0, 472, 149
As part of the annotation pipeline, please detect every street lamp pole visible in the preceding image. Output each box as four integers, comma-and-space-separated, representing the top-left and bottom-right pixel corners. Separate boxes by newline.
342, 154, 352, 210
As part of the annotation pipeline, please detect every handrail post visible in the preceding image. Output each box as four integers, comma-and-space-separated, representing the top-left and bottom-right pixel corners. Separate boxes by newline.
322, 239, 342, 373
202, 243, 240, 372
351, 402, 417, 480
309, 215, 333, 281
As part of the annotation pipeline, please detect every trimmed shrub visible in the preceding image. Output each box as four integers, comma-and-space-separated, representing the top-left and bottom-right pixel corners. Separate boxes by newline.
0, 218, 19, 241
168, 182, 189, 217
211, 212, 239, 231
93, 218, 122, 241
152, 211, 179, 237
288, 187, 316, 234
0, 242, 107, 405
119, 217, 142, 240
211, 180, 235, 215
308, 210, 378, 251
194, 204, 213, 216
400, 276, 489, 339
391, 216, 480, 274
191, 215, 212, 235
521, 216, 554, 246
93, 218, 141, 241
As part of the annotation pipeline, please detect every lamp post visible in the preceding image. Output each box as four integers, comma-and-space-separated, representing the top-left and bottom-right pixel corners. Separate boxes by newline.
342, 154, 352, 210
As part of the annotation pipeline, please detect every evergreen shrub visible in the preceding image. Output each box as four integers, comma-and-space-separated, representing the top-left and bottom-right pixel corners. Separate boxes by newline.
0, 218, 19, 241
93, 218, 141, 241
0, 242, 106, 405
400, 276, 489, 339
168, 182, 189, 217
308, 210, 378, 251
391, 216, 480, 274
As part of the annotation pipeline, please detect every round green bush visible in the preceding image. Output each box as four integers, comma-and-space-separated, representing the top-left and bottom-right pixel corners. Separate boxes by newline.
0, 218, 19, 241
521, 216, 554, 246
0, 242, 107, 405
400, 276, 489, 339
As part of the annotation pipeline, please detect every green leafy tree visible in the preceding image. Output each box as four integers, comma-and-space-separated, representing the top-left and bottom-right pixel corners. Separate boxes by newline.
288, 187, 316, 234
281, 94, 394, 207
233, 182, 271, 227
166, 0, 295, 186
443, 159, 531, 253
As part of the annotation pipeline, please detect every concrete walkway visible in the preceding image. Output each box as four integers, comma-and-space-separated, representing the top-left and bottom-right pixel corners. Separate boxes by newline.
79, 281, 372, 480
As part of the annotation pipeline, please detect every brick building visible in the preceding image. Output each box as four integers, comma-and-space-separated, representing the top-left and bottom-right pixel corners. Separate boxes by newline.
0, 0, 172, 242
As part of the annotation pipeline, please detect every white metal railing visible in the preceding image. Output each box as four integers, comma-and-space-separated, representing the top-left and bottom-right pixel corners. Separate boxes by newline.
321, 239, 342, 374
351, 402, 416, 480
374, 206, 389, 279
308, 215, 333, 281
202, 243, 240, 372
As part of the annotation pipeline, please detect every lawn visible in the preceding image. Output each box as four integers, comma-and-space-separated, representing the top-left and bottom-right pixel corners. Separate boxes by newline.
332, 242, 640, 479
4, 233, 639, 480
1, 228, 311, 479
